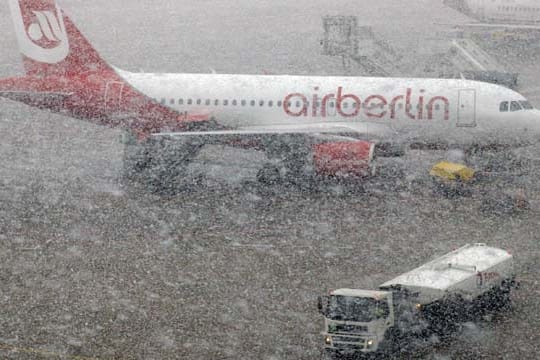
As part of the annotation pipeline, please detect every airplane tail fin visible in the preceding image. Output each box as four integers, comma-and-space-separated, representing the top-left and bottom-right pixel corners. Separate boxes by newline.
8, 0, 111, 77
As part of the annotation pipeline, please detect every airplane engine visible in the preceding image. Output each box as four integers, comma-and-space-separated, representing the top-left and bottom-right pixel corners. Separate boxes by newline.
313, 141, 376, 177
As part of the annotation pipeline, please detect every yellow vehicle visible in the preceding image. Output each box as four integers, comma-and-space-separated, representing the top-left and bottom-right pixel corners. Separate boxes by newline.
430, 161, 475, 182
430, 161, 475, 197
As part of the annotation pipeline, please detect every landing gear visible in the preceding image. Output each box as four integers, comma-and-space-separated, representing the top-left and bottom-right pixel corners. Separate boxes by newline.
121, 133, 203, 195
256, 163, 282, 185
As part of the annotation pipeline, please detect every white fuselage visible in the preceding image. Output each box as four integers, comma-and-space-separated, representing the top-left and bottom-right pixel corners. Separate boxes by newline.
118, 70, 540, 146
463, 0, 540, 23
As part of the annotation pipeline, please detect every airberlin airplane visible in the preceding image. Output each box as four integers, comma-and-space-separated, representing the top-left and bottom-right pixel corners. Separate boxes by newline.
1, 0, 540, 184
443, 0, 540, 29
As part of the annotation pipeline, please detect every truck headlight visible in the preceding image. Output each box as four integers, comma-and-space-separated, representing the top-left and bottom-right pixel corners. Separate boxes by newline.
366, 339, 375, 349
325, 335, 332, 345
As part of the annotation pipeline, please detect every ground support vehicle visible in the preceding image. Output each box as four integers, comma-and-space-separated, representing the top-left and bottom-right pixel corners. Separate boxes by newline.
318, 244, 516, 359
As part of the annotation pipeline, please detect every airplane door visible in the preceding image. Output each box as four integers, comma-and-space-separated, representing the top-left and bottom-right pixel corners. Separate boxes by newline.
104, 81, 125, 110
457, 89, 476, 127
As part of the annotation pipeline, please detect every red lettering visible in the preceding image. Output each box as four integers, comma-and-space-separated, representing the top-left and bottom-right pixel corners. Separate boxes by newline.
427, 96, 450, 120
284, 93, 308, 117
405, 88, 416, 120
337, 87, 361, 118
321, 93, 335, 117
418, 89, 425, 120
312, 87, 320, 117
364, 95, 387, 119
390, 95, 404, 119
281, 87, 450, 122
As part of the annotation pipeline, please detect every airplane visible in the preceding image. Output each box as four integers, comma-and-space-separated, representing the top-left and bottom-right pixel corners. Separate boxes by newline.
1, 0, 540, 192
442, 0, 540, 30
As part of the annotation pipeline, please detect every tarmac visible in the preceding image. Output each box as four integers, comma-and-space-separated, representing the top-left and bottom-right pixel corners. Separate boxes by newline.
0, 1, 539, 359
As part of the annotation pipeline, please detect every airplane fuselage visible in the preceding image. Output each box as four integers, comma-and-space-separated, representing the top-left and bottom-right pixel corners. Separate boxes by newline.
119, 70, 540, 146
453, 0, 540, 23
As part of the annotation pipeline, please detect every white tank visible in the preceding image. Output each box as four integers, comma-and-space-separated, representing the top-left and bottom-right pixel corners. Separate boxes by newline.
379, 243, 514, 304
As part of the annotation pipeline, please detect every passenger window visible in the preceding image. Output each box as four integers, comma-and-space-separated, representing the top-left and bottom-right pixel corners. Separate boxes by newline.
296, 101, 301, 107
510, 101, 522, 112
187, 99, 192, 105
343, 102, 349, 109
277, 101, 282, 107
196, 99, 202, 105
170, 99, 175, 105
259, 100, 264, 106
214, 100, 219, 106
435, 104, 440, 111
250, 100, 255, 106
205, 99, 211, 106
179, 99, 184, 105
161, 98, 166, 104
223, 100, 229, 106
241, 100, 246, 106
232, 100, 238, 106
268, 101, 273, 107
499, 101, 508, 112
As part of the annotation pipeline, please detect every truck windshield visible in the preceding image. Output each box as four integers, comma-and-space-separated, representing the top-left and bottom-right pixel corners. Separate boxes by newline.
327, 296, 389, 322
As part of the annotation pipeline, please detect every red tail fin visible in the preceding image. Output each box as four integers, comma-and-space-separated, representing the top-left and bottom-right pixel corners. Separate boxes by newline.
9, 0, 111, 77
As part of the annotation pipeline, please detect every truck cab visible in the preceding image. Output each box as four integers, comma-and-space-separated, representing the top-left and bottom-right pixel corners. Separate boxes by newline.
318, 289, 395, 356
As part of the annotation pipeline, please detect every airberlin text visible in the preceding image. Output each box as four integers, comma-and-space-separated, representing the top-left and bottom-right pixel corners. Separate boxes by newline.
283, 87, 450, 121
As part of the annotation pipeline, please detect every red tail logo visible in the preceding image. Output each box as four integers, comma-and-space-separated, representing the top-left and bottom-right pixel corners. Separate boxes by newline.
10, 0, 69, 64
9, 0, 111, 77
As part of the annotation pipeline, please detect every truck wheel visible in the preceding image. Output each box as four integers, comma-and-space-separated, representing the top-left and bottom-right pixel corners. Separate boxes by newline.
320, 349, 341, 360
495, 288, 512, 312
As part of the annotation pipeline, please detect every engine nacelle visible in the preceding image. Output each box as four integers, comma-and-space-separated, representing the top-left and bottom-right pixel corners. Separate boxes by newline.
313, 141, 376, 177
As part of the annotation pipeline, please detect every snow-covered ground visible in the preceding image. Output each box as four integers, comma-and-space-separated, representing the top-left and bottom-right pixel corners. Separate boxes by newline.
0, 1, 539, 359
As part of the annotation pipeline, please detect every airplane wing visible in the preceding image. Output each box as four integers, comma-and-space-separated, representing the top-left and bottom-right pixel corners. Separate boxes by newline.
154, 122, 394, 139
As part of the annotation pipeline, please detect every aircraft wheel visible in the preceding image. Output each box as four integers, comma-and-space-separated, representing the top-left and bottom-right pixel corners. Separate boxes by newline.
256, 163, 282, 185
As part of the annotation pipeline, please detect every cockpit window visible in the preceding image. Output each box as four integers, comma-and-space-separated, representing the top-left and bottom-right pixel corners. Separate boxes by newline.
500, 101, 509, 112
510, 101, 522, 112
520, 101, 534, 110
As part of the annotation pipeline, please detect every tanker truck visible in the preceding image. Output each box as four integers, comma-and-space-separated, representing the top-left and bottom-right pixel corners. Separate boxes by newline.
317, 244, 516, 359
